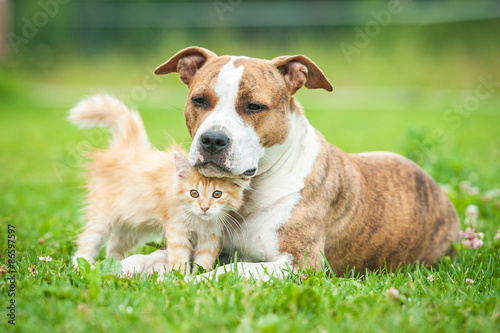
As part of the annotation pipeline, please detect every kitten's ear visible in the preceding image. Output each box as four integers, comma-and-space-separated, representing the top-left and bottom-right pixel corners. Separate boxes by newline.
173, 151, 191, 180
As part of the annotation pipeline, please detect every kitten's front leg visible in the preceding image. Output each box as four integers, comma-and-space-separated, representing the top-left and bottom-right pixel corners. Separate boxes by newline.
73, 220, 109, 266
193, 233, 221, 271
166, 225, 192, 274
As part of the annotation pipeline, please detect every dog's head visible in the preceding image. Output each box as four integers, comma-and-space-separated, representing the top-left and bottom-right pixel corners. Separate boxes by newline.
155, 47, 333, 178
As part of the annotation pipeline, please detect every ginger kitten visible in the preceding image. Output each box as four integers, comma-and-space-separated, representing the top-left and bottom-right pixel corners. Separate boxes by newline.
69, 95, 247, 273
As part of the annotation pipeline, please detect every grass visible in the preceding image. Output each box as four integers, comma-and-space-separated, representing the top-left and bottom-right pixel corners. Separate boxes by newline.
1, 79, 499, 333
1, 22, 500, 330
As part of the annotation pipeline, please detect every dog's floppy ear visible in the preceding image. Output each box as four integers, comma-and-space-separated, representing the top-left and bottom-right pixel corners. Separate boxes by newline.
272, 55, 333, 95
154, 46, 217, 85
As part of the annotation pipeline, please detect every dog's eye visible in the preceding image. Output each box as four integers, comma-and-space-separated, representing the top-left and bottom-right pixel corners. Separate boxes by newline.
212, 191, 222, 199
190, 190, 199, 198
192, 97, 208, 107
246, 103, 267, 113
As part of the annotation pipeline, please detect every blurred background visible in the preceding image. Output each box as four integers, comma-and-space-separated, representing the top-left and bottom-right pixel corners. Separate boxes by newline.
1, 0, 499, 204
1, 4, 500, 325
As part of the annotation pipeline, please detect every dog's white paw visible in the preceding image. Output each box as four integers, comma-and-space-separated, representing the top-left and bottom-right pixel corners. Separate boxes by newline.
120, 254, 148, 278
120, 250, 170, 278
148, 262, 171, 276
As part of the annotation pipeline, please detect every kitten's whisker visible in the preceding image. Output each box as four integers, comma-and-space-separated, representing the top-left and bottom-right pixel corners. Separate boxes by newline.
183, 212, 196, 228
217, 216, 229, 252
245, 187, 256, 193
178, 141, 193, 150
168, 209, 192, 224
219, 215, 236, 248
161, 205, 191, 221
219, 211, 249, 252
219, 213, 247, 253
220, 208, 246, 223
219, 210, 248, 239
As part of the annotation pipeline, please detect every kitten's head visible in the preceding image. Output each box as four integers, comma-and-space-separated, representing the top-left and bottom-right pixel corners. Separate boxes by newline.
173, 151, 248, 221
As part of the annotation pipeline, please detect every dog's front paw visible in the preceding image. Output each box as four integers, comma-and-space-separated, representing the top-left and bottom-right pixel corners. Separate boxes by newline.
148, 262, 171, 276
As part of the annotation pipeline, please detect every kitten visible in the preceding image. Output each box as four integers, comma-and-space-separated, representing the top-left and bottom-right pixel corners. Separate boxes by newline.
69, 94, 247, 273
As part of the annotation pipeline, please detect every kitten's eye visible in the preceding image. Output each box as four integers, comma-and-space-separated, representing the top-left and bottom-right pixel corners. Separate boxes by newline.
245, 103, 268, 113
212, 191, 222, 199
192, 97, 209, 108
190, 190, 199, 198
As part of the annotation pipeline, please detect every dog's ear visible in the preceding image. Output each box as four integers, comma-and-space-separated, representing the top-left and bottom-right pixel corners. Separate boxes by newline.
154, 47, 217, 85
272, 55, 333, 95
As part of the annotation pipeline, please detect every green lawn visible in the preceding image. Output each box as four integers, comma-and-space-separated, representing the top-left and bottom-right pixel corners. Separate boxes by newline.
1, 40, 500, 332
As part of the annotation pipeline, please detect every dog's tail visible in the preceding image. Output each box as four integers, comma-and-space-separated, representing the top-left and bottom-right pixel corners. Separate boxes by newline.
69, 94, 150, 149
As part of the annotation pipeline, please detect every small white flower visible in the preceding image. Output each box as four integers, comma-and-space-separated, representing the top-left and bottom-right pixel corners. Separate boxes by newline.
494, 226, 500, 241
38, 256, 53, 262
439, 184, 451, 194
486, 189, 500, 198
126, 306, 133, 314
465, 205, 478, 218
459, 181, 471, 194
469, 186, 480, 196
464, 205, 479, 227
465, 278, 474, 284
427, 275, 436, 282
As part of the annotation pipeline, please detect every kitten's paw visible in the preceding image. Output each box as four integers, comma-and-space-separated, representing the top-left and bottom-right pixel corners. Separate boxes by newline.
120, 254, 148, 278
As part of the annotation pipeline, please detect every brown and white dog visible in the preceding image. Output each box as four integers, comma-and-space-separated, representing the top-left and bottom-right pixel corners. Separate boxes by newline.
120, 47, 460, 279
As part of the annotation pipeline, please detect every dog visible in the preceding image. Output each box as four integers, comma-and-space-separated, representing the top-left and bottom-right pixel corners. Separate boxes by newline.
120, 47, 460, 279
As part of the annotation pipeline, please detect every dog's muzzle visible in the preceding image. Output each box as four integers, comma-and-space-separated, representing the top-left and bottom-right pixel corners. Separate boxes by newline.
194, 130, 231, 176
193, 130, 257, 178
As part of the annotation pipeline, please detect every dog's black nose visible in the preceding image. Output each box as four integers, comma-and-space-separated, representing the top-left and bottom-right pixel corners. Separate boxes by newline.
200, 132, 229, 154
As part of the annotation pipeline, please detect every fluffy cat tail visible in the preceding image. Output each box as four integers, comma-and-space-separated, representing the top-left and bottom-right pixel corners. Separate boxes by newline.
68, 94, 151, 149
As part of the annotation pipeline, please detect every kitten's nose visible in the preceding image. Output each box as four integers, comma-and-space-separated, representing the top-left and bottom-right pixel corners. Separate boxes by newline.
201, 207, 209, 213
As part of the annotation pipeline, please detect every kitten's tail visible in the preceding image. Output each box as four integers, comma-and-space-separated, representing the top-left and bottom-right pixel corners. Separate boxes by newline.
68, 94, 150, 149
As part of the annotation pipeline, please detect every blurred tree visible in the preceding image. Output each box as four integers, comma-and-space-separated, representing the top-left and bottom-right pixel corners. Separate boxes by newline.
0, 0, 8, 61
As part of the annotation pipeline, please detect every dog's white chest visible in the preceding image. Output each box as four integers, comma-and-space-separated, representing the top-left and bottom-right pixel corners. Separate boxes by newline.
224, 118, 321, 262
